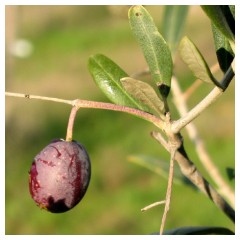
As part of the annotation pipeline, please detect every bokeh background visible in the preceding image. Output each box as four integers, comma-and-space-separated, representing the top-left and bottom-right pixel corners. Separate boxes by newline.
5, 5, 234, 235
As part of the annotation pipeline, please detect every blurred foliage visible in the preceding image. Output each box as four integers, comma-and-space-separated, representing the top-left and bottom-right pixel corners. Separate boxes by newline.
5, 6, 234, 234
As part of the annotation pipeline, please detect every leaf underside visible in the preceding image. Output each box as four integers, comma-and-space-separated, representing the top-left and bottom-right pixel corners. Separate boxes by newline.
121, 77, 165, 118
179, 36, 216, 85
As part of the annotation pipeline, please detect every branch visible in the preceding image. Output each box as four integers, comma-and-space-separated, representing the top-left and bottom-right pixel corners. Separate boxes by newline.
5, 91, 164, 129
171, 61, 234, 134
152, 131, 235, 223
171, 86, 223, 133
171, 77, 235, 207
5, 92, 73, 105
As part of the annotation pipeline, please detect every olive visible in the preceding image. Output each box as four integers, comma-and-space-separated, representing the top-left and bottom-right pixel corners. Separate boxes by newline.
29, 139, 91, 213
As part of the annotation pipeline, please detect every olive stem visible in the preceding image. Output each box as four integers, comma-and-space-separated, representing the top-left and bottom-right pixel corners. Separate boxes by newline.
141, 200, 166, 212
66, 106, 78, 142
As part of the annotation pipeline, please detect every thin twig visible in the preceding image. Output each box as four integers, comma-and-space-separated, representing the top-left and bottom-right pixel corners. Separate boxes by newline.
141, 201, 166, 212
160, 149, 176, 234
5, 91, 164, 129
150, 131, 168, 150
171, 86, 223, 133
73, 99, 163, 128
171, 77, 235, 207
171, 60, 234, 134
5, 91, 74, 105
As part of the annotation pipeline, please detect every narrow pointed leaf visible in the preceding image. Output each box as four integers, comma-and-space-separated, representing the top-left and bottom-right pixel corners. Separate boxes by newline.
128, 5, 173, 99
121, 77, 165, 117
179, 36, 217, 85
162, 5, 189, 53
201, 6, 234, 42
88, 54, 150, 112
212, 23, 234, 73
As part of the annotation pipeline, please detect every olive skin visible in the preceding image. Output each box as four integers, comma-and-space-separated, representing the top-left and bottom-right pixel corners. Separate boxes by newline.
29, 139, 91, 213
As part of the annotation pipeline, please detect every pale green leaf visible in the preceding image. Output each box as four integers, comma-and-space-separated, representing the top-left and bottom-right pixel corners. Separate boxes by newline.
121, 77, 165, 118
179, 36, 216, 85
162, 5, 189, 53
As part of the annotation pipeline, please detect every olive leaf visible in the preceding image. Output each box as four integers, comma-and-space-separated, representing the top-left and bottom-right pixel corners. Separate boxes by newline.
179, 36, 220, 86
121, 77, 165, 118
201, 6, 234, 42
212, 23, 234, 73
162, 5, 189, 53
229, 5, 235, 19
88, 54, 150, 112
128, 5, 173, 99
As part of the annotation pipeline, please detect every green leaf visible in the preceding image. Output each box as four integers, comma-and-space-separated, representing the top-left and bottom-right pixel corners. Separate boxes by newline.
226, 167, 235, 181
128, 5, 173, 99
88, 54, 150, 112
229, 5, 235, 19
179, 36, 217, 85
201, 6, 234, 42
162, 5, 189, 53
212, 24, 234, 73
161, 226, 234, 235
121, 77, 165, 118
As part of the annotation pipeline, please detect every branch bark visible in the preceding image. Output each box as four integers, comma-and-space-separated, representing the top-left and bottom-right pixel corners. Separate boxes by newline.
171, 86, 223, 133
171, 77, 235, 207
152, 131, 235, 223
5, 92, 164, 129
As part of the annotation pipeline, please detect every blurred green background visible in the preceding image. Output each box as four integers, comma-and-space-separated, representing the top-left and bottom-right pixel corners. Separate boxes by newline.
5, 5, 234, 234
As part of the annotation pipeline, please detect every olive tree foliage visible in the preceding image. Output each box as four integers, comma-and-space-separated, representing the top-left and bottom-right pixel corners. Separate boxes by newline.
6, 5, 235, 234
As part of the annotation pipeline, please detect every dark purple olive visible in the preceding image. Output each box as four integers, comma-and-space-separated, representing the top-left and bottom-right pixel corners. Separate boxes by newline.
29, 139, 91, 213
